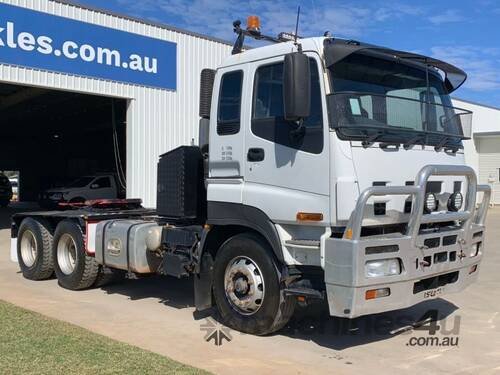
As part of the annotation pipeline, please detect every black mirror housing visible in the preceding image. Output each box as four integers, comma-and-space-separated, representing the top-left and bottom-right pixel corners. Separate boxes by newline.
283, 53, 311, 122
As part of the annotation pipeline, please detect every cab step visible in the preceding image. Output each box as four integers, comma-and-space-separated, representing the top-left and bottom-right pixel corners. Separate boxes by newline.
285, 239, 320, 249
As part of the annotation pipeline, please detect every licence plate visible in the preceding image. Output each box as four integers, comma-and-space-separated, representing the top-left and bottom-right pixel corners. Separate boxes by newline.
423, 287, 444, 299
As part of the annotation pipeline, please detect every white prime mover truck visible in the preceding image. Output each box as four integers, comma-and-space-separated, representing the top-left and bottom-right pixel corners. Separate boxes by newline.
11, 18, 491, 335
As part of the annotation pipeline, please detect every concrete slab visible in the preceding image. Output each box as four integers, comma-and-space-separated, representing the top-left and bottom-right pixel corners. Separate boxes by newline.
1, 205, 499, 374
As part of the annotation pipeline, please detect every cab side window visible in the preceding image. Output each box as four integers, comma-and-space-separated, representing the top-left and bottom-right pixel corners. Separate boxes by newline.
217, 70, 243, 135
252, 58, 323, 154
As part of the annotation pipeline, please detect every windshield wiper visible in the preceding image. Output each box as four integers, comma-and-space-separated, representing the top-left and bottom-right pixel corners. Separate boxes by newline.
434, 136, 461, 153
403, 134, 426, 150
361, 132, 384, 148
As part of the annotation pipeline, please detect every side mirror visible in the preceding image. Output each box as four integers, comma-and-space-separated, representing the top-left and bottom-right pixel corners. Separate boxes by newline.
283, 53, 311, 122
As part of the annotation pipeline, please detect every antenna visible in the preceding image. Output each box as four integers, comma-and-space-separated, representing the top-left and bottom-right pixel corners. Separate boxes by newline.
294, 6, 301, 51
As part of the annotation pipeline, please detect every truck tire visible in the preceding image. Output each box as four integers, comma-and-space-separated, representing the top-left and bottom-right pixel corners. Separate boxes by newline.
212, 233, 296, 335
94, 266, 126, 288
17, 218, 54, 280
53, 220, 99, 290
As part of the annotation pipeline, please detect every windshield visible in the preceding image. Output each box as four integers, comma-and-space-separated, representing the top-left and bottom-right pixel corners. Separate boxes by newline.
327, 51, 472, 148
66, 176, 94, 188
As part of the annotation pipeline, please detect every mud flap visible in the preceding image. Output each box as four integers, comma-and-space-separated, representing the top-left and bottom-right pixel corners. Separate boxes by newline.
194, 253, 214, 313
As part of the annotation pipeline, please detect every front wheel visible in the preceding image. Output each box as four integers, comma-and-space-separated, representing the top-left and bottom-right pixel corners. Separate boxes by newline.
212, 233, 295, 335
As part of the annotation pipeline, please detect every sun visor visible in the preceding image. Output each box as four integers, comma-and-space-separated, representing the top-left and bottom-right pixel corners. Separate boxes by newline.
324, 39, 467, 93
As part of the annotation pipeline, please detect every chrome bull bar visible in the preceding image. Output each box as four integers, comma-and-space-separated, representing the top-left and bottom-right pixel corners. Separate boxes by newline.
344, 165, 492, 243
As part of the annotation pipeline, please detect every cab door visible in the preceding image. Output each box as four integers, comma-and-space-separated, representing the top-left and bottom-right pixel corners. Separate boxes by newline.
207, 66, 247, 205
242, 54, 330, 224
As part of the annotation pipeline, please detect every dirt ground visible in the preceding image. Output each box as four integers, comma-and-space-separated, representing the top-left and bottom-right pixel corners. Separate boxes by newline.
1, 203, 499, 375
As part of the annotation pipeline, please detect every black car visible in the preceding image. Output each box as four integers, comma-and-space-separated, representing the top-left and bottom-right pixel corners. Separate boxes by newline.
0, 174, 13, 207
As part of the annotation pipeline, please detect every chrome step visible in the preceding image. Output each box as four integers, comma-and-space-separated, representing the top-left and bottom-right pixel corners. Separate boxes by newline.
285, 239, 320, 249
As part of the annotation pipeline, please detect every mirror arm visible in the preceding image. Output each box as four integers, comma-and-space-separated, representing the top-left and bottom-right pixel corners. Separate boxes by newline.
289, 119, 306, 142
232, 20, 245, 55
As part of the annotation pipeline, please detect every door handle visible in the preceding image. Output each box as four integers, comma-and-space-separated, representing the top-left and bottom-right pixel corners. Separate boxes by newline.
247, 148, 265, 162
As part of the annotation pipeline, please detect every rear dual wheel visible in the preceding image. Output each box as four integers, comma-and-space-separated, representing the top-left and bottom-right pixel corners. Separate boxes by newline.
53, 220, 99, 290
17, 218, 54, 280
52, 221, 125, 290
18, 218, 124, 289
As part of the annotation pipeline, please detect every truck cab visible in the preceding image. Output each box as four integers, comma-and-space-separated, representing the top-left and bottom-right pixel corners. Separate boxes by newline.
203, 31, 490, 322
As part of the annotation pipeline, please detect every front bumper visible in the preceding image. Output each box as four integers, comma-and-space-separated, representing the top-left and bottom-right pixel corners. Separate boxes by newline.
325, 165, 491, 318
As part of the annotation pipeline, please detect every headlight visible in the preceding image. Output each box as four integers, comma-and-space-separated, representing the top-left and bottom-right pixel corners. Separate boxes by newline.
424, 193, 438, 212
365, 258, 402, 278
448, 192, 463, 212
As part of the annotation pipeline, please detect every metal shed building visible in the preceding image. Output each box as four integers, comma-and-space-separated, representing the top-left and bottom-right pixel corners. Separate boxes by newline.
453, 98, 500, 205
0, 0, 232, 207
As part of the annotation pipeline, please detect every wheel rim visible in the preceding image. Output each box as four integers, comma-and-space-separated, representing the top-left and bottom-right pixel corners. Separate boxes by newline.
20, 230, 37, 268
224, 256, 265, 315
57, 233, 77, 275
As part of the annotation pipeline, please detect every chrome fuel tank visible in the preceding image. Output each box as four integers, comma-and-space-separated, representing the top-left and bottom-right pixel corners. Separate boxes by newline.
95, 220, 162, 273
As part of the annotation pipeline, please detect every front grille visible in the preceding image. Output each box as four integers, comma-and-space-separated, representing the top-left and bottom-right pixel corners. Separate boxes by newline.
473, 231, 483, 239
413, 271, 459, 294
424, 237, 440, 249
443, 235, 458, 246
374, 202, 386, 215
434, 251, 448, 264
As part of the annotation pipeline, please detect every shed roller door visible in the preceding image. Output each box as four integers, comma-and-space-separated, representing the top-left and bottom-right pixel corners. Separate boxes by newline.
478, 137, 500, 205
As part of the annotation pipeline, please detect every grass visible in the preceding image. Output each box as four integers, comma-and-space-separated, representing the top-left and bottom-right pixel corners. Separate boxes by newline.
0, 300, 209, 375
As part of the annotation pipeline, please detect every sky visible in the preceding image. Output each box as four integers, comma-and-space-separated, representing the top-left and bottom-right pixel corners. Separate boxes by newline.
77, 0, 500, 107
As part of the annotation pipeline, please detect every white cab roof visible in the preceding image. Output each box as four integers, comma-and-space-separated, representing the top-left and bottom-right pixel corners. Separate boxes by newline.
219, 37, 327, 68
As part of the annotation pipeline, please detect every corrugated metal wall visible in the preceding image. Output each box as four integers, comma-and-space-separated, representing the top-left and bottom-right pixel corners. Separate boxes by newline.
0, 0, 232, 207
478, 137, 500, 204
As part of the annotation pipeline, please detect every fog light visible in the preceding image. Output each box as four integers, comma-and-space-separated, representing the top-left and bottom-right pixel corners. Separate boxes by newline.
365, 258, 402, 278
424, 193, 438, 212
469, 264, 478, 274
365, 288, 390, 300
448, 192, 463, 212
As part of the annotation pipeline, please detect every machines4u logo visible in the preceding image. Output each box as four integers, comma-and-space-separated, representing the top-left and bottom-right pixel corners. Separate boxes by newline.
200, 318, 233, 346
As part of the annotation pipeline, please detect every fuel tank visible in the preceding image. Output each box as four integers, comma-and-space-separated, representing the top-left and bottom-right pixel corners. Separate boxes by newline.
95, 220, 162, 273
